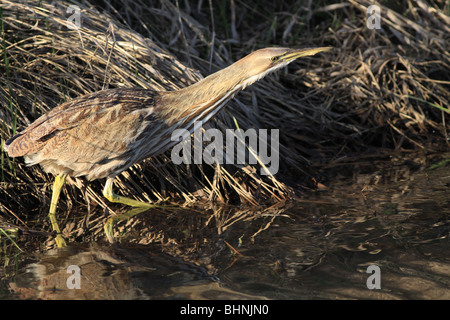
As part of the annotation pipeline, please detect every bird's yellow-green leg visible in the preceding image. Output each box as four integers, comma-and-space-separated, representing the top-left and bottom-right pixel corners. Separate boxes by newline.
102, 177, 156, 208
49, 172, 68, 247
102, 177, 162, 243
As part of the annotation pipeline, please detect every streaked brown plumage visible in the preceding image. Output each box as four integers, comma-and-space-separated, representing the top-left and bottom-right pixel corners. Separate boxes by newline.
4, 47, 331, 246
7, 88, 163, 180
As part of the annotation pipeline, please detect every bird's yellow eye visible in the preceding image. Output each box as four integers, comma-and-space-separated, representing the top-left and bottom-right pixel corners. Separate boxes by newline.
270, 56, 278, 62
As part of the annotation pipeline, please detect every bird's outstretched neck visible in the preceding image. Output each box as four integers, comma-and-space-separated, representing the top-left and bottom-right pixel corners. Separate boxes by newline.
159, 63, 247, 127
158, 46, 331, 128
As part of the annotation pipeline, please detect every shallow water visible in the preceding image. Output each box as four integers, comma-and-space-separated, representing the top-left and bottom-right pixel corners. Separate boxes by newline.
1, 161, 449, 300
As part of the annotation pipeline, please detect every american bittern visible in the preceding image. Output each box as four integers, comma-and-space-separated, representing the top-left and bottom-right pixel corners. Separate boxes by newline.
4, 47, 331, 246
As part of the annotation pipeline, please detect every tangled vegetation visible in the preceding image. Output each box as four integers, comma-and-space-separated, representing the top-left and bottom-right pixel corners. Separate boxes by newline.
0, 0, 448, 244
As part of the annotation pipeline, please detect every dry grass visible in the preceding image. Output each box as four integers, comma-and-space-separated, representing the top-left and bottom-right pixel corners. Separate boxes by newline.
0, 0, 449, 244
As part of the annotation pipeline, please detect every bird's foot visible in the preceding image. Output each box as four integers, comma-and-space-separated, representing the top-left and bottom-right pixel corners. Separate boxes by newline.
55, 234, 67, 247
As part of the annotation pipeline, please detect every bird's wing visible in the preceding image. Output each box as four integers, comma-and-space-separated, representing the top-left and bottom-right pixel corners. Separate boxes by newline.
5, 88, 157, 157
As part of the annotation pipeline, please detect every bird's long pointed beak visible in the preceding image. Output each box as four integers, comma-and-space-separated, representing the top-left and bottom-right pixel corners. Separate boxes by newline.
281, 47, 332, 62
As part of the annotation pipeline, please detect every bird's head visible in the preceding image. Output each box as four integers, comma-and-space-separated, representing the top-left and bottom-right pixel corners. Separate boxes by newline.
234, 46, 332, 89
